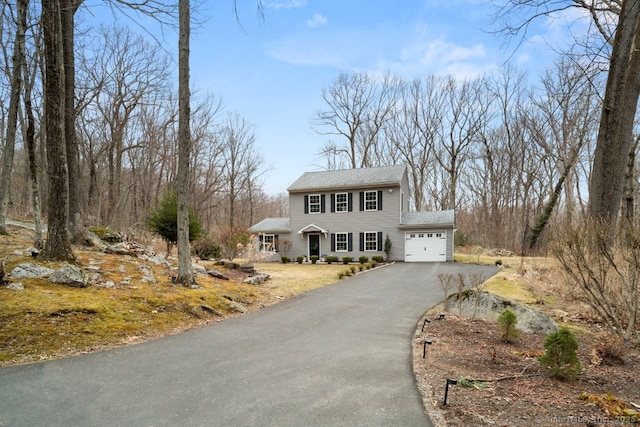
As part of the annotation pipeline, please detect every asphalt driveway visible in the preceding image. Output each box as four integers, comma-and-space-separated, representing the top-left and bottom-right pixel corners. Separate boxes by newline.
0, 262, 496, 426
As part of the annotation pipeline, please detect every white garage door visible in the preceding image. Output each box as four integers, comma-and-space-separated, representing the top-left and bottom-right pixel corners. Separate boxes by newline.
405, 231, 447, 262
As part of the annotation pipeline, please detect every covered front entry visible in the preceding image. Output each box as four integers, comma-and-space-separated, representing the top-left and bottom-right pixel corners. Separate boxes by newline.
405, 231, 447, 262
308, 233, 321, 258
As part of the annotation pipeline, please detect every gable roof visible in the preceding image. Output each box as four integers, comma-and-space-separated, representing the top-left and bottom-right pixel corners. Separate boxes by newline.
400, 210, 455, 228
248, 217, 291, 233
287, 164, 407, 193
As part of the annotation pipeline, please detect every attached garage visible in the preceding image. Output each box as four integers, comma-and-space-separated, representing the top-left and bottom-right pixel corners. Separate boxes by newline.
405, 231, 447, 262
400, 210, 455, 262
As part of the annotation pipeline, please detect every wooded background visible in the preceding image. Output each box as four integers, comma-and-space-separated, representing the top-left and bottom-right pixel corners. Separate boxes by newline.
0, 1, 636, 255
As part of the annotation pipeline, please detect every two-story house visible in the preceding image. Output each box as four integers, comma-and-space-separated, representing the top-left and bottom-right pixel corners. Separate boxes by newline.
248, 164, 455, 262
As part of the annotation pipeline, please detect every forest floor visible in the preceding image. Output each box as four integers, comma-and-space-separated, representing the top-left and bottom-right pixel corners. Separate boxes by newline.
414, 252, 640, 426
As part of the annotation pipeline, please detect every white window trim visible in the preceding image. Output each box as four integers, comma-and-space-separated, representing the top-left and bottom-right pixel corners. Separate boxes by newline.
261, 234, 276, 252
364, 231, 378, 251
364, 190, 378, 211
335, 232, 348, 252
335, 192, 348, 213
308, 194, 321, 214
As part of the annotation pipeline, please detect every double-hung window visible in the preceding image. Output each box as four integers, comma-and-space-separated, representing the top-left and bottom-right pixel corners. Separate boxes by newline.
308, 194, 321, 214
364, 232, 378, 251
335, 192, 348, 213
364, 191, 378, 211
335, 232, 348, 252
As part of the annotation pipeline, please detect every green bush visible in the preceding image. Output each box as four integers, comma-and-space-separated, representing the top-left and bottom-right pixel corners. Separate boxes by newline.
358, 256, 369, 264
192, 236, 222, 260
146, 191, 203, 255
310, 255, 319, 264
538, 327, 582, 380
342, 256, 353, 264
497, 309, 519, 343
296, 256, 305, 264
325, 256, 339, 264
281, 256, 290, 263
371, 255, 384, 263
350, 266, 356, 273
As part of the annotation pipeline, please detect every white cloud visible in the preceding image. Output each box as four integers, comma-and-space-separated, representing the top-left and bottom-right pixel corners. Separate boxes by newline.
264, 0, 306, 10
266, 21, 498, 80
307, 13, 327, 29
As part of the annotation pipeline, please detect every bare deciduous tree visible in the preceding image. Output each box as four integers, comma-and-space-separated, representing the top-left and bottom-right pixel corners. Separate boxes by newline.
553, 219, 640, 341
41, 0, 74, 261
176, 0, 194, 286
0, 1, 27, 234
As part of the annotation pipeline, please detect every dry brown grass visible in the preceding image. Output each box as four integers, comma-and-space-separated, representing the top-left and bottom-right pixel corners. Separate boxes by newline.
0, 225, 352, 366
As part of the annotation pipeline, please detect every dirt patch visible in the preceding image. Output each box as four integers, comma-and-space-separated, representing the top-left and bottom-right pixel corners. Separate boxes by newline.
413, 314, 640, 426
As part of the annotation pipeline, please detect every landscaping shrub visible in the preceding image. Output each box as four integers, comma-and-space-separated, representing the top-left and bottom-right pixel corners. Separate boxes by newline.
358, 256, 368, 264
538, 327, 582, 380
497, 309, 518, 343
342, 256, 353, 264
192, 236, 222, 260
325, 256, 339, 264
310, 255, 319, 264
372, 255, 384, 263
296, 256, 305, 264
280, 256, 290, 264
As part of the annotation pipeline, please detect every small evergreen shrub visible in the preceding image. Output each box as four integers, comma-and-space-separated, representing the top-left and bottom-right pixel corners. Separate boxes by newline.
325, 256, 339, 264
281, 256, 290, 264
192, 236, 222, 260
310, 255, 319, 264
350, 266, 356, 273
296, 256, 305, 264
495, 259, 503, 267
342, 256, 353, 264
358, 265, 364, 271
358, 256, 369, 264
538, 327, 582, 380
497, 309, 519, 343
372, 255, 384, 263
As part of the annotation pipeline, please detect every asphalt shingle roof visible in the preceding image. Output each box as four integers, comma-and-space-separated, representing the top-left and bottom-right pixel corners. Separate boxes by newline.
287, 164, 407, 192
401, 210, 455, 227
248, 218, 291, 233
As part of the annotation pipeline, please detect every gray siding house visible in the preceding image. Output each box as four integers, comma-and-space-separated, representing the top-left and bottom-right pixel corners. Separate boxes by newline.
249, 164, 455, 262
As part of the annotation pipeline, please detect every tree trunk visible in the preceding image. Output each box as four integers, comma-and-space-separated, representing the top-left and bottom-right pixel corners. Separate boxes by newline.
41, 0, 74, 262
21, 0, 44, 248
176, 0, 194, 286
61, 0, 85, 243
589, 0, 640, 224
0, 0, 27, 234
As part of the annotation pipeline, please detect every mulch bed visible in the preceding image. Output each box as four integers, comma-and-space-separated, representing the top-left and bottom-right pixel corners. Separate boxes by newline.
413, 314, 640, 426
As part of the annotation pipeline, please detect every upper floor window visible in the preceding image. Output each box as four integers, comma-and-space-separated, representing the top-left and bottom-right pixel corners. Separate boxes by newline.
308, 194, 321, 214
359, 190, 382, 211
335, 193, 348, 212
304, 194, 326, 214
364, 191, 378, 211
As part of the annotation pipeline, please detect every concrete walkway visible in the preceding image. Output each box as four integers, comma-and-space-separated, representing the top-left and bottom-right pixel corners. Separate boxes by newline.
0, 262, 496, 426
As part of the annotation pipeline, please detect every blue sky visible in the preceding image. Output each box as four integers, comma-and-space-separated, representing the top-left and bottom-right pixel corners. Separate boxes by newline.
84, 0, 580, 195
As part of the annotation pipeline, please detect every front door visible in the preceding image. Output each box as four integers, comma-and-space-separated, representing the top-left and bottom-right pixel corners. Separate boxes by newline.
308, 234, 320, 258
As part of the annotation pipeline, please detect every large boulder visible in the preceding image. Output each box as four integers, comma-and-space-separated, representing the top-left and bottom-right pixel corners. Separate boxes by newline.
49, 263, 88, 288
10, 263, 54, 279
443, 290, 558, 334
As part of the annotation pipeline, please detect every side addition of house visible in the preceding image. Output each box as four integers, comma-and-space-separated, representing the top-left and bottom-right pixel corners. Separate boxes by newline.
249, 164, 455, 262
